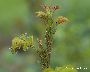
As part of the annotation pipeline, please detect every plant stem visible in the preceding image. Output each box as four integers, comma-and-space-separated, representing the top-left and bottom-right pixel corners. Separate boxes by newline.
40, 26, 54, 71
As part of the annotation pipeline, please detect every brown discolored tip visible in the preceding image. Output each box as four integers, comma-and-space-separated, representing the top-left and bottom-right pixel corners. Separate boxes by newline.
51, 5, 60, 11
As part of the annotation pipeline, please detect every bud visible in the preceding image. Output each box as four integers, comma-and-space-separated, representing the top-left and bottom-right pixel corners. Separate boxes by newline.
51, 5, 59, 11
41, 4, 50, 12
36, 11, 46, 18
56, 16, 69, 24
